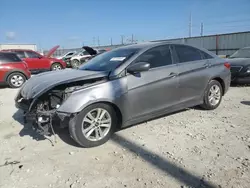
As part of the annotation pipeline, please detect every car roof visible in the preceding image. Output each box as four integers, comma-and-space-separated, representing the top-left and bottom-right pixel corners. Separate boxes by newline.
113, 41, 200, 51
115, 42, 165, 50
0, 51, 18, 55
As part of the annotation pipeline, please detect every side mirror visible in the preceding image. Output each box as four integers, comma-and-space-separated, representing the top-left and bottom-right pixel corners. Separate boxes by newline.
38, 56, 43, 59
127, 62, 150, 74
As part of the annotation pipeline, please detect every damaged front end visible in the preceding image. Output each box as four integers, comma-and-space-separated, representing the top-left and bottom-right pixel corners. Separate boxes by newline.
15, 77, 107, 136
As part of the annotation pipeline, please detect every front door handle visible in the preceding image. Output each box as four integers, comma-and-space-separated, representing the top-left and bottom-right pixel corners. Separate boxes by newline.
169, 72, 178, 78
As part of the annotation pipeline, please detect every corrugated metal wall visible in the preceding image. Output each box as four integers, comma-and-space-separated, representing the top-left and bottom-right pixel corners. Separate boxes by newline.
48, 31, 250, 56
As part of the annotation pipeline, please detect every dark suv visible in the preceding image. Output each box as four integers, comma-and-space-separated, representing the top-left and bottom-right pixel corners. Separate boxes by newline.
0, 52, 31, 88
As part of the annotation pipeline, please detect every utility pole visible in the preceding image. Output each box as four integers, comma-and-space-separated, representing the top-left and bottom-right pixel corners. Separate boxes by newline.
121, 35, 124, 45
200, 22, 204, 36
189, 12, 192, 37
110, 38, 113, 46
131, 34, 134, 44
97, 36, 100, 47
93, 37, 96, 47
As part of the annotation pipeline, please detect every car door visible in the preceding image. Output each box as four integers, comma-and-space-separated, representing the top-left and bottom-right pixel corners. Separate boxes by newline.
173, 44, 213, 103
126, 45, 180, 120
24, 51, 50, 71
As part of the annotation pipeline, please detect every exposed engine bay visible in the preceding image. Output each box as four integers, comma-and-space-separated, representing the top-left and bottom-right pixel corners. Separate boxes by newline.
17, 78, 106, 136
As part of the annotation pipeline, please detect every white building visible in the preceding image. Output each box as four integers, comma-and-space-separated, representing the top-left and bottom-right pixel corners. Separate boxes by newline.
0, 44, 37, 51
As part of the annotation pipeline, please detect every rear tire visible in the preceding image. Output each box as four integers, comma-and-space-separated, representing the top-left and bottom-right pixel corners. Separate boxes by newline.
69, 103, 117, 148
7, 72, 26, 88
51, 63, 62, 71
200, 80, 223, 110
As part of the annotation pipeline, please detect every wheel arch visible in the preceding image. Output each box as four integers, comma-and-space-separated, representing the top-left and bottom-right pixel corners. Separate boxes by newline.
210, 77, 225, 95
77, 100, 123, 129
4, 69, 28, 82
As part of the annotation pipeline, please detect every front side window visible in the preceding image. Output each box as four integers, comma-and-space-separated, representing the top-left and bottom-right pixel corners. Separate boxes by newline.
200, 50, 213, 59
25, 51, 40, 58
82, 51, 89, 55
175, 45, 202, 63
79, 48, 139, 72
135, 45, 172, 68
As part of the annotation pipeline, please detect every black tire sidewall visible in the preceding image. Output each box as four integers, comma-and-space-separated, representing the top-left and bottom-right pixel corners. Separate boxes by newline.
51, 63, 62, 71
70, 103, 117, 148
203, 80, 223, 110
71, 60, 80, 69
7, 72, 26, 88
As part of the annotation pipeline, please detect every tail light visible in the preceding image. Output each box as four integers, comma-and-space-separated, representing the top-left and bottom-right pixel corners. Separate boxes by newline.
224, 62, 231, 69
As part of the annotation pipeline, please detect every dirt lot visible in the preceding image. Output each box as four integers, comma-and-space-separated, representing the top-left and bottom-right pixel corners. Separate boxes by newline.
0, 86, 250, 188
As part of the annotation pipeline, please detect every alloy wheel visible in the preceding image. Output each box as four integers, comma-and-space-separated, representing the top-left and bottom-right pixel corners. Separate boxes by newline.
82, 108, 112, 141
53, 64, 62, 70
208, 85, 221, 106
10, 75, 24, 87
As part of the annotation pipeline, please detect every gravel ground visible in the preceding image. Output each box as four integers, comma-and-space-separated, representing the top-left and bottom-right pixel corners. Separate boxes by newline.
0, 86, 250, 188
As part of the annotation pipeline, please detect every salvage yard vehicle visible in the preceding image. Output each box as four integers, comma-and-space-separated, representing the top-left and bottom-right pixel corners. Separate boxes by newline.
71, 46, 107, 69
2, 45, 67, 73
227, 47, 250, 84
56, 51, 77, 67
0, 52, 31, 88
15, 42, 231, 147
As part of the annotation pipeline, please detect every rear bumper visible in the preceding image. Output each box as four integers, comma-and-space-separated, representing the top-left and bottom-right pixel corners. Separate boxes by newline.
232, 76, 250, 84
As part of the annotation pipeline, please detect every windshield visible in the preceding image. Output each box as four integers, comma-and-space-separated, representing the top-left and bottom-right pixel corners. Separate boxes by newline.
230, 49, 250, 58
79, 48, 139, 72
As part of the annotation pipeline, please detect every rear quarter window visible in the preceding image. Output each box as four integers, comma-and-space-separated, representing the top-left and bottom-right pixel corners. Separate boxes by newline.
200, 50, 213, 59
0, 53, 22, 64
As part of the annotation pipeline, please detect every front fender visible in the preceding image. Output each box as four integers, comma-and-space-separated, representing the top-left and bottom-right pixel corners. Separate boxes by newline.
57, 77, 127, 114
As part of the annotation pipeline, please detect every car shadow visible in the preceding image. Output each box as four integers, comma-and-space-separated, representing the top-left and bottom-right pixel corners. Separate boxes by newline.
13, 107, 191, 148
12, 109, 45, 141
240, 101, 250, 106
230, 83, 250, 87
111, 134, 217, 188
12, 109, 83, 147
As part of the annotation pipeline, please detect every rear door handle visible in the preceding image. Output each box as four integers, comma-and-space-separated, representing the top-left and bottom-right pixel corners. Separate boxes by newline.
203, 63, 211, 68
169, 72, 178, 78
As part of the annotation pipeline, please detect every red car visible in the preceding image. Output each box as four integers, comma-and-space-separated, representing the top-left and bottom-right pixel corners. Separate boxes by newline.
2, 45, 66, 74
0, 52, 31, 88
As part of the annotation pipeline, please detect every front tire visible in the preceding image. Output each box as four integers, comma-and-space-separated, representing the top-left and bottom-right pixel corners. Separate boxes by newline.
69, 103, 117, 148
71, 59, 80, 69
200, 80, 223, 110
7, 72, 26, 88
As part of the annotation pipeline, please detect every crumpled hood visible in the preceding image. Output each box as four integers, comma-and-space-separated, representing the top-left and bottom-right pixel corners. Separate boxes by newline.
20, 69, 109, 99
226, 58, 250, 66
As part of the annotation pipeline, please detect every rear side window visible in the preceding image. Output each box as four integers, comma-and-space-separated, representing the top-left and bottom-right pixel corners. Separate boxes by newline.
175, 45, 202, 63
135, 45, 172, 68
0, 53, 22, 64
200, 50, 213, 59
15, 51, 26, 59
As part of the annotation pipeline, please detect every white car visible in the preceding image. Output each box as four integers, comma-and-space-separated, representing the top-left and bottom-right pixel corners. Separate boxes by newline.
56, 51, 76, 60
70, 47, 106, 68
